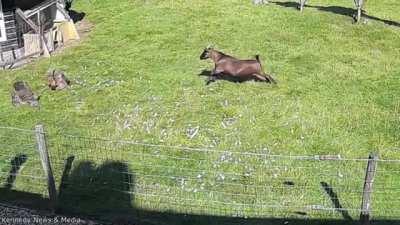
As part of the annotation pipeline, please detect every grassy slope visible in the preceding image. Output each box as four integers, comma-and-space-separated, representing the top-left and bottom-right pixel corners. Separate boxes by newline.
0, 0, 399, 221
0, 0, 399, 156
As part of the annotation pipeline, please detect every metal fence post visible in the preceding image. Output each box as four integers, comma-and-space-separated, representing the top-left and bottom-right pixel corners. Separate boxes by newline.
360, 153, 378, 225
35, 124, 57, 212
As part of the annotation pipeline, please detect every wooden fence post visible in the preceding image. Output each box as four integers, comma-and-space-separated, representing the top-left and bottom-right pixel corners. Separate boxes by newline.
355, 0, 365, 23
38, 10, 50, 58
360, 153, 378, 225
35, 124, 57, 212
299, 0, 307, 12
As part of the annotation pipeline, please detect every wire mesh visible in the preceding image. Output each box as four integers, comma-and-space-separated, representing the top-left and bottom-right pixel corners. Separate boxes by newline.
48, 133, 370, 220
372, 160, 400, 219
2, 125, 400, 221
0, 127, 48, 198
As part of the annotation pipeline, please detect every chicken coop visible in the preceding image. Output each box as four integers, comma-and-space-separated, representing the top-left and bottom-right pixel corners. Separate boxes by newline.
0, 0, 78, 68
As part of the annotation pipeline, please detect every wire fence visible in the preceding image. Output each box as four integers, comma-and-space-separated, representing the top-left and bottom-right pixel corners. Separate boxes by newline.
1, 125, 400, 223
49, 134, 363, 218
0, 127, 48, 198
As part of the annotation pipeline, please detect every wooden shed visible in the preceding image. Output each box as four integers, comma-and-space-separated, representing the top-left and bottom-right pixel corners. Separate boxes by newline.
0, 0, 71, 66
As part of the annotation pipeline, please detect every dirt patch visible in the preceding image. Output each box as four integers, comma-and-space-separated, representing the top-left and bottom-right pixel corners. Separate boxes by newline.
76, 19, 94, 40
52, 18, 94, 55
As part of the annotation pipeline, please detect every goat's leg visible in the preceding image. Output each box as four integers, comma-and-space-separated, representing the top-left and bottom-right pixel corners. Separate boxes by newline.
253, 74, 268, 82
264, 73, 277, 84
211, 68, 224, 76
254, 74, 277, 84
206, 68, 222, 85
206, 71, 221, 85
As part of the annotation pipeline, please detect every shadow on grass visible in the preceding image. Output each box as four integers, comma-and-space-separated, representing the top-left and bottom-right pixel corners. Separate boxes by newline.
0, 154, 50, 209
198, 70, 273, 85
4, 154, 27, 190
69, 10, 86, 23
1, 154, 399, 225
199, 69, 243, 85
65, 0, 86, 23
271, 1, 400, 27
321, 182, 352, 221
56, 157, 135, 224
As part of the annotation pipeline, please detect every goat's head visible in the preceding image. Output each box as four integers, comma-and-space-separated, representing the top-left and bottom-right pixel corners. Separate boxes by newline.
199, 45, 213, 60
47, 69, 57, 90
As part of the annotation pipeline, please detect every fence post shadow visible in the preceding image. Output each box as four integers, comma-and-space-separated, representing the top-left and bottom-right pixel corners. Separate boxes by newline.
270, 1, 400, 27
57, 155, 75, 200
320, 181, 353, 221
4, 154, 28, 190
0, 153, 398, 225
0, 153, 49, 209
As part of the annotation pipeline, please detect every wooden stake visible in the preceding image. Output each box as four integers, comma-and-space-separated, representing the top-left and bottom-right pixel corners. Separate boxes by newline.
355, 0, 365, 23
35, 125, 57, 212
299, 0, 307, 12
360, 153, 378, 225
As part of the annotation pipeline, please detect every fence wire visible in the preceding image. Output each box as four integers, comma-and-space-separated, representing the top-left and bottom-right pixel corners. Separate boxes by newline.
1, 125, 400, 221
373, 160, 400, 219
0, 127, 48, 198
49, 134, 369, 220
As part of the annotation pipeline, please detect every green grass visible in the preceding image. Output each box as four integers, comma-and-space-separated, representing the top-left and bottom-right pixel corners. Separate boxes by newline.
0, 0, 400, 223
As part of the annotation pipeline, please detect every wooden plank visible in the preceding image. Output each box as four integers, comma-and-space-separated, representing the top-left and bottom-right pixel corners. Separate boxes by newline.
40, 23, 51, 58
15, 8, 39, 33
0, 50, 43, 68
58, 21, 80, 42
20, 9, 51, 58
44, 30, 54, 52
0, 45, 4, 62
25, 0, 58, 18
23, 33, 41, 56
56, 3, 72, 21
35, 125, 57, 212
41, 36, 50, 57
360, 153, 378, 225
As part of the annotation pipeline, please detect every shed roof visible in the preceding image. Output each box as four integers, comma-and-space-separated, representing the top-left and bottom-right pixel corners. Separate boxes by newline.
2, 0, 48, 10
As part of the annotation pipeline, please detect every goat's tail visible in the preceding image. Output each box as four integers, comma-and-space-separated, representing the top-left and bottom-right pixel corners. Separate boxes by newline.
255, 54, 264, 71
255, 55, 276, 84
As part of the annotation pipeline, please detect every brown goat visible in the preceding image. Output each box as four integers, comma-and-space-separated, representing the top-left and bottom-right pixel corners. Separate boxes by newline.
200, 47, 276, 85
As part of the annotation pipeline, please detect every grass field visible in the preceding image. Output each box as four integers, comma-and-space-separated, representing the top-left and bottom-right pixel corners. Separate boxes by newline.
0, 0, 400, 223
